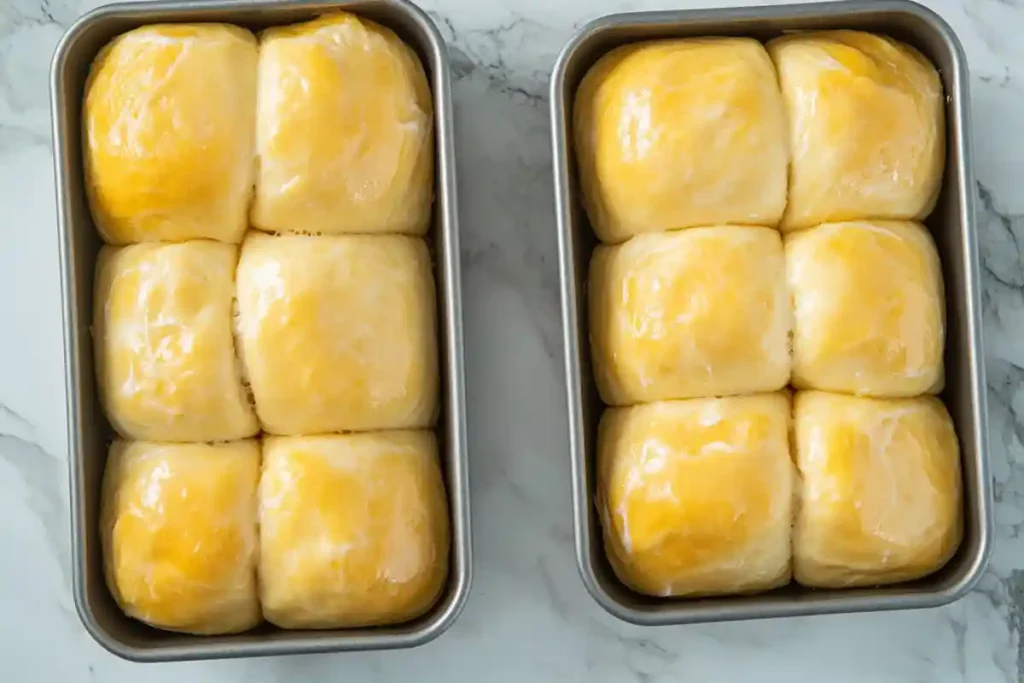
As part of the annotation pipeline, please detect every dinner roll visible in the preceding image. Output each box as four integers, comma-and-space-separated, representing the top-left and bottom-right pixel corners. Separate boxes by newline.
252, 13, 433, 236
101, 440, 261, 634
598, 394, 795, 597
589, 226, 790, 405
793, 392, 962, 588
786, 220, 944, 397
768, 31, 945, 231
94, 242, 258, 442
574, 37, 788, 243
84, 24, 257, 244
259, 432, 449, 629
235, 233, 438, 435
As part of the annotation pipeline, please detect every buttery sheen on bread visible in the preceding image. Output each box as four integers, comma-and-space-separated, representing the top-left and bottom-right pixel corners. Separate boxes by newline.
589, 226, 790, 404
84, 24, 257, 244
94, 242, 258, 442
793, 392, 962, 588
259, 432, 449, 629
235, 232, 438, 435
768, 31, 945, 231
101, 440, 261, 635
786, 220, 945, 397
598, 394, 795, 597
574, 37, 788, 243
252, 13, 434, 235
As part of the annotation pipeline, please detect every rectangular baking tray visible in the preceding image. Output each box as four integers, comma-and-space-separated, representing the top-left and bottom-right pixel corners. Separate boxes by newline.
551, 0, 992, 625
51, 0, 470, 661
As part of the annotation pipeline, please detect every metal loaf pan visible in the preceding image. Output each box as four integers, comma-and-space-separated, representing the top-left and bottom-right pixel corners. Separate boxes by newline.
51, 0, 469, 661
551, 0, 992, 625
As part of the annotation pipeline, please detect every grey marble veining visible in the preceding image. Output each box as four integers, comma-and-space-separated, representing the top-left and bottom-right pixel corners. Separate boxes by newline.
1, 0, 1023, 679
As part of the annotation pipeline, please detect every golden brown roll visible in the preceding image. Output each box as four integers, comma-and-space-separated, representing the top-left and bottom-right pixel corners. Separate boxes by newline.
259, 432, 450, 629
84, 24, 257, 244
598, 394, 795, 597
234, 232, 438, 435
252, 13, 434, 236
768, 31, 945, 231
589, 226, 791, 404
94, 242, 258, 442
786, 220, 944, 397
793, 391, 962, 588
101, 440, 261, 634
574, 37, 788, 243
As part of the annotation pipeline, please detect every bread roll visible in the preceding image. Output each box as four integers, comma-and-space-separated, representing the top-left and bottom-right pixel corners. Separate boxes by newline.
574, 37, 788, 243
235, 232, 438, 435
252, 13, 433, 235
84, 24, 257, 244
100, 440, 261, 634
590, 226, 790, 404
94, 242, 258, 442
259, 432, 449, 629
598, 394, 795, 597
768, 31, 945, 231
786, 220, 944, 397
793, 391, 962, 588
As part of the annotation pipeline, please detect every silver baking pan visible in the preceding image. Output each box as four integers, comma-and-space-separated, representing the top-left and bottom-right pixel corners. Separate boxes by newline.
51, 0, 470, 661
551, 0, 992, 625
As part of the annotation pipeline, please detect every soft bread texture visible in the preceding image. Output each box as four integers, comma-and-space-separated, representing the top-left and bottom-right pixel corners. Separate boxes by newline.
84, 24, 257, 244
574, 37, 788, 243
589, 226, 791, 404
786, 220, 944, 397
259, 432, 450, 629
252, 13, 434, 235
793, 392, 962, 588
100, 440, 261, 634
598, 394, 795, 597
94, 242, 258, 442
768, 31, 945, 231
235, 232, 438, 435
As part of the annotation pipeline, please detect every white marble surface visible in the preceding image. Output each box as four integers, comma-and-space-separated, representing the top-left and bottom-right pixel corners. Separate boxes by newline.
1, 0, 1023, 679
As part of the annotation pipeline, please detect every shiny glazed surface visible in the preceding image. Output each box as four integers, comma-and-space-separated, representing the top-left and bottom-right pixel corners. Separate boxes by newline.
84, 24, 257, 244
252, 13, 434, 236
259, 432, 450, 629
589, 226, 791, 404
100, 440, 261, 635
573, 37, 788, 243
93, 241, 258, 442
597, 394, 795, 597
793, 391, 962, 588
235, 232, 439, 435
768, 30, 945, 231
786, 220, 945, 397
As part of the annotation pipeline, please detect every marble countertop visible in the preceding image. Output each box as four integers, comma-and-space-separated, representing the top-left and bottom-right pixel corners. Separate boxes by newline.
1, 0, 1022, 679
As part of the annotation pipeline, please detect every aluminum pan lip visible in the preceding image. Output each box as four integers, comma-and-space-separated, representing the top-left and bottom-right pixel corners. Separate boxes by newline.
550, 0, 991, 626
51, 0, 471, 661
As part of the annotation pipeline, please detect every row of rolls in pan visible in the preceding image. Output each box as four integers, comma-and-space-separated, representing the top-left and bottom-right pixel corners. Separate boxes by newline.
85, 14, 433, 244
103, 432, 449, 634
574, 31, 945, 242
